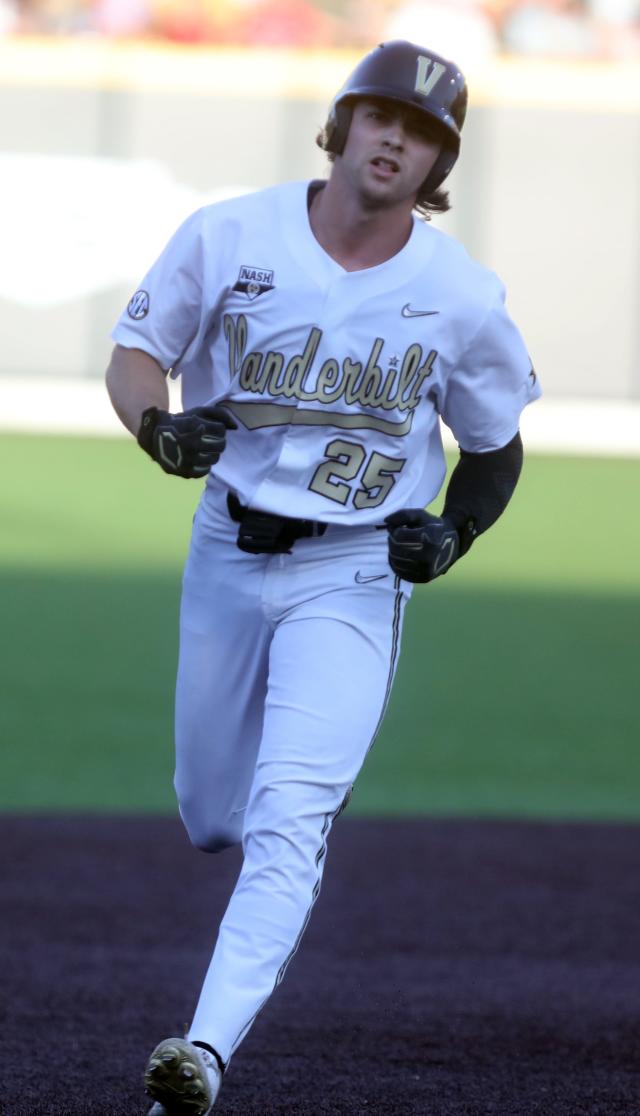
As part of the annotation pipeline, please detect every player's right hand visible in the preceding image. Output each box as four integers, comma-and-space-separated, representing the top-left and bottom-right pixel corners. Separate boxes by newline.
137, 405, 237, 478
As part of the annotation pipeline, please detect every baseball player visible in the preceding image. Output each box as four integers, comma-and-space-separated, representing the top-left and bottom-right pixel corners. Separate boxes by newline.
106, 39, 540, 1114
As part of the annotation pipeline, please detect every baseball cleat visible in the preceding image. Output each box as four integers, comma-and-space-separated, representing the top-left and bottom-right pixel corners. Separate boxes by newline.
144, 1037, 222, 1115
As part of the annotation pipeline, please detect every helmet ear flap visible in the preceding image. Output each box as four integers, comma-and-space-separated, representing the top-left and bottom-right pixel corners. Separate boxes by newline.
323, 101, 353, 156
422, 148, 458, 193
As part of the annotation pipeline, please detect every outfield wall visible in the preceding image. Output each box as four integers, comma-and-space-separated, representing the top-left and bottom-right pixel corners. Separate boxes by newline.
1, 40, 639, 400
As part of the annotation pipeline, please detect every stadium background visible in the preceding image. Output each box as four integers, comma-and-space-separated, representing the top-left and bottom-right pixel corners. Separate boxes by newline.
1, 8, 639, 1115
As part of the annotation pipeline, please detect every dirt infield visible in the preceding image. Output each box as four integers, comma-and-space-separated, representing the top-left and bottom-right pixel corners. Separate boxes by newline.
2, 814, 639, 1116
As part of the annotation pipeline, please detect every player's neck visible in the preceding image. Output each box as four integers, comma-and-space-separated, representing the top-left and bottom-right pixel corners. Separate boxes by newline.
308, 178, 414, 272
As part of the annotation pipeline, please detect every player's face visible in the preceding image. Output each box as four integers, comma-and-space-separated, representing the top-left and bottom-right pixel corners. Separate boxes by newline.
338, 98, 443, 210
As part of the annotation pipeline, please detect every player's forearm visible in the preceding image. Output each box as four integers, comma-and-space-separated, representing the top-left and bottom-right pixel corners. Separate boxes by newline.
442, 431, 524, 549
105, 345, 169, 437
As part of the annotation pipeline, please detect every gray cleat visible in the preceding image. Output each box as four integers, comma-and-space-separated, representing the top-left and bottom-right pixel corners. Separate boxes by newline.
144, 1037, 222, 1115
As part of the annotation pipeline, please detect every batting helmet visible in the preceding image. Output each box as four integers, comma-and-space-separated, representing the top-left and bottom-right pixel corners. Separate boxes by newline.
322, 40, 468, 193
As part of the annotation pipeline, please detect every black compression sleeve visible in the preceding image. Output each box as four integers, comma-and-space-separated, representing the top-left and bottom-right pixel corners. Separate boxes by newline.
442, 431, 524, 554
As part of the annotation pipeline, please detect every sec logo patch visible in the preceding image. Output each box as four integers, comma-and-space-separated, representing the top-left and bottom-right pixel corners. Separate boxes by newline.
128, 289, 150, 320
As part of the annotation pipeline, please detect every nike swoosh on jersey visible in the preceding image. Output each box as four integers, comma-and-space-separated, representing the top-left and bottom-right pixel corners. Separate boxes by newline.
401, 304, 439, 317
355, 571, 389, 584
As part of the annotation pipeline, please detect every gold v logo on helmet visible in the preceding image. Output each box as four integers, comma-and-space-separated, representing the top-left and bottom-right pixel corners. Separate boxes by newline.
415, 56, 447, 97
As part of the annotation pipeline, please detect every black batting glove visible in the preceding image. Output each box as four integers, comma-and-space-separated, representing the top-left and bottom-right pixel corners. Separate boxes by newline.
137, 405, 237, 478
385, 508, 461, 584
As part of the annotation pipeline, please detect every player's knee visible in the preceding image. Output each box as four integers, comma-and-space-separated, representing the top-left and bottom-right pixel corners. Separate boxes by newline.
242, 780, 351, 859
179, 807, 242, 854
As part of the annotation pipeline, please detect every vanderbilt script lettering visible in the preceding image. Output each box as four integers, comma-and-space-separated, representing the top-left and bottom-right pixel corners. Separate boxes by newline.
223, 314, 437, 421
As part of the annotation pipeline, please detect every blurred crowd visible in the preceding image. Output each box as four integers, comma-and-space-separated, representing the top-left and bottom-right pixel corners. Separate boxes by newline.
0, 0, 637, 60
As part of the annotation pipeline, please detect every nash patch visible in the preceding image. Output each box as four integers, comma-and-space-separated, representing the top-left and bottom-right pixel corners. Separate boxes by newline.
233, 264, 275, 301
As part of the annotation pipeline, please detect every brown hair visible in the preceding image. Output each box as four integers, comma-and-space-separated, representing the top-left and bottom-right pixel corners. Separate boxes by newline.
315, 127, 451, 221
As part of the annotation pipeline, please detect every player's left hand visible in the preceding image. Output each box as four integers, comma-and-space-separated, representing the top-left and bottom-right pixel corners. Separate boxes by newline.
385, 508, 460, 583
137, 405, 237, 478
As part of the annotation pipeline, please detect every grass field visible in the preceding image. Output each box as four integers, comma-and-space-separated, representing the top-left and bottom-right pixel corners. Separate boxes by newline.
1, 433, 638, 819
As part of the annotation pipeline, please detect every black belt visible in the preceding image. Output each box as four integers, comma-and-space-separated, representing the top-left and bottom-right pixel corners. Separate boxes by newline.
227, 492, 327, 554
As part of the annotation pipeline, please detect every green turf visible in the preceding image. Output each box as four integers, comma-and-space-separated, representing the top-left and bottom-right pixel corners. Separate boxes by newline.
1, 434, 639, 819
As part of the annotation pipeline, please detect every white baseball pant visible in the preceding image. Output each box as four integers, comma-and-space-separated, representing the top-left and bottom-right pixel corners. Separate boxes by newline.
174, 476, 411, 1062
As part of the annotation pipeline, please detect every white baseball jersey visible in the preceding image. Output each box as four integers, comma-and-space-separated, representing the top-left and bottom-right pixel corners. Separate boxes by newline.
113, 179, 539, 524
